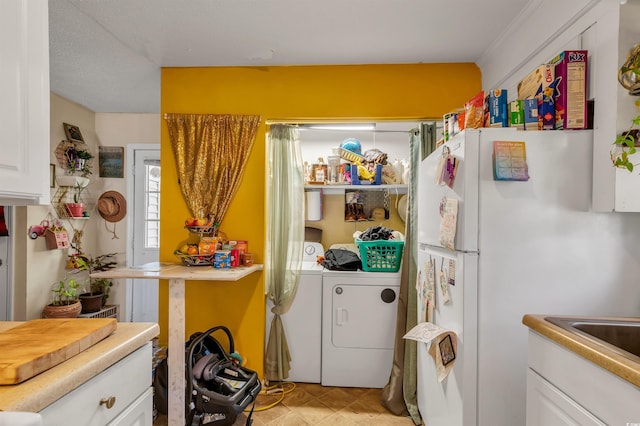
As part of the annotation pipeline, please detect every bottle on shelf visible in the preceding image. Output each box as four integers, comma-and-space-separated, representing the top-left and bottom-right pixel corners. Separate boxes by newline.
327, 148, 341, 184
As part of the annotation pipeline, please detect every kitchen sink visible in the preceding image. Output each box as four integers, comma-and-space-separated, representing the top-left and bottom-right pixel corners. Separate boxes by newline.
545, 316, 640, 362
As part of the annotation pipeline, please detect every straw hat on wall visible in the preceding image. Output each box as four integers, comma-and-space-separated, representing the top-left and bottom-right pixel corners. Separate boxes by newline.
97, 191, 127, 238
98, 191, 127, 222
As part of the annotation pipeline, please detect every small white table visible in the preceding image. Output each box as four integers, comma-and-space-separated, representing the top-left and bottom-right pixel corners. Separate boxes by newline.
91, 262, 263, 426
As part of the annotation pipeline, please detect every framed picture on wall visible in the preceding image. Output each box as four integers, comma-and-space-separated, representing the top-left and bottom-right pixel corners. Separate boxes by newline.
63, 123, 84, 143
98, 146, 124, 178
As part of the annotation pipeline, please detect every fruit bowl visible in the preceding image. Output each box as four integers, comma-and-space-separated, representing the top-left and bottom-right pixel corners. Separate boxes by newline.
174, 252, 215, 266
184, 225, 218, 235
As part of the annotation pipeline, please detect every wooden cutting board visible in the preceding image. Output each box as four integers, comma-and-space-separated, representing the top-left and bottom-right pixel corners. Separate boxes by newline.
0, 318, 117, 385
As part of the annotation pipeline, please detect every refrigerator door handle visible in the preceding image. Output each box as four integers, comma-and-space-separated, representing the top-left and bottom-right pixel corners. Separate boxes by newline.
419, 242, 478, 255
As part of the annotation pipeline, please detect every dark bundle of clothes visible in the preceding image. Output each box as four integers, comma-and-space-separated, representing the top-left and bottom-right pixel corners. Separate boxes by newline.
321, 249, 362, 271
358, 226, 394, 241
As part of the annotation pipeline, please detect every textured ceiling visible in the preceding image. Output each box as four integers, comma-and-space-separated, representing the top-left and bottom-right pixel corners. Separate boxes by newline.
48, 0, 530, 113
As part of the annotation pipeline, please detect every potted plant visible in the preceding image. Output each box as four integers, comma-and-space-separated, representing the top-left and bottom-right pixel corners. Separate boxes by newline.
72, 253, 118, 311
65, 182, 87, 217
64, 145, 94, 177
74, 149, 94, 177
43, 276, 82, 318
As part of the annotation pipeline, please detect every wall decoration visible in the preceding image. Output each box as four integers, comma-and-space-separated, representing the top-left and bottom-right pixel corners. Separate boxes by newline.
50, 164, 55, 188
98, 146, 124, 178
63, 123, 84, 143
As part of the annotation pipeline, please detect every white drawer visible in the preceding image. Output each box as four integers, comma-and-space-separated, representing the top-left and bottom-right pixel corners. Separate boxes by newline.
40, 343, 152, 426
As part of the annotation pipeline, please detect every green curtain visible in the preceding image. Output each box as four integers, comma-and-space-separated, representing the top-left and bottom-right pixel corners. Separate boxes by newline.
264, 124, 305, 382
381, 128, 422, 425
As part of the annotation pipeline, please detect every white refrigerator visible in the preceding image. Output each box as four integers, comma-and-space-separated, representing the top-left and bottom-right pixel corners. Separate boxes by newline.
415, 128, 640, 425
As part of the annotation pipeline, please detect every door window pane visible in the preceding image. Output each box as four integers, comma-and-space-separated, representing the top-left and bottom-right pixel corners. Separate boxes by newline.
145, 160, 160, 248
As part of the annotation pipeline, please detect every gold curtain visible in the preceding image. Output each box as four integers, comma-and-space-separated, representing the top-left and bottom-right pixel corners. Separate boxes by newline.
164, 114, 261, 224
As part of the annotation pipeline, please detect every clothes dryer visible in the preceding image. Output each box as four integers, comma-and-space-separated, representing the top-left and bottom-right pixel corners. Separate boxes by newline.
265, 242, 324, 383
321, 269, 400, 388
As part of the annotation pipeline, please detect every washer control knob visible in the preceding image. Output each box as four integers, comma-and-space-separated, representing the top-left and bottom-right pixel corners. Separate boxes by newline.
381, 288, 396, 303
335, 287, 343, 295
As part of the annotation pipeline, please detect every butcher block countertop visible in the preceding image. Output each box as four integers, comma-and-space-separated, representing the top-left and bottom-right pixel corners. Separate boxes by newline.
523, 314, 640, 388
0, 321, 159, 412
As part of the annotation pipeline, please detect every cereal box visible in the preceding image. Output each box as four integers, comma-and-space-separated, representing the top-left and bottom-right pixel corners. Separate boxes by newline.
509, 100, 524, 129
517, 64, 555, 100
536, 81, 555, 130
489, 89, 509, 128
548, 50, 588, 129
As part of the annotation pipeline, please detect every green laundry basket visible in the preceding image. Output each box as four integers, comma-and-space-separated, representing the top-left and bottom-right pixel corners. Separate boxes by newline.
356, 240, 404, 272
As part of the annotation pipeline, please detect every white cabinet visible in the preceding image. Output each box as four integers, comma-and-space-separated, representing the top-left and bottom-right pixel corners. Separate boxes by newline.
0, 0, 50, 205
39, 343, 153, 426
526, 369, 605, 425
526, 331, 640, 426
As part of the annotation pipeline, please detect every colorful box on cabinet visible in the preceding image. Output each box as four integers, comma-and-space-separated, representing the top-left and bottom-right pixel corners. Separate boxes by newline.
537, 84, 555, 130
523, 99, 538, 130
548, 50, 588, 129
517, 64, 555, 100
488, 89, 509, 128
509, 100, 524, 129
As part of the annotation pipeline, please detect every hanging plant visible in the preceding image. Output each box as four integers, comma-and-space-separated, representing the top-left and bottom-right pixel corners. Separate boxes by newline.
611, 98, 640, 172
611, 43, 640, 172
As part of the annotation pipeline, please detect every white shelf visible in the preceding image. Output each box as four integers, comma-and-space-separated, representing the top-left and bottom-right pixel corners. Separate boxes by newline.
305, 184, 407, 195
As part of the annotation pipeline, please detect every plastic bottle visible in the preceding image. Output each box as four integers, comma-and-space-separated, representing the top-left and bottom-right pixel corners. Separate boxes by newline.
392, 159, 404, 184
327, 153, 341, 183
402, 160, 410, 184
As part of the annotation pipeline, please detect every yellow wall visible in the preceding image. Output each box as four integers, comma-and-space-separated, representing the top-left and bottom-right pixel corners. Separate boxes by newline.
160, 63, 481, 377
308, 193, 407, 250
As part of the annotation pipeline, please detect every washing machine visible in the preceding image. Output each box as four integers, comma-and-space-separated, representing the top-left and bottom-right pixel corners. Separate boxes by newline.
321, 269, 401, 388
265, 241, 324, 383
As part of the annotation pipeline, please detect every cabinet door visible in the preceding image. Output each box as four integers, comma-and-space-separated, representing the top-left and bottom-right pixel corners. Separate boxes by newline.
526, 369, 605, 426
39, 344, 151, 426
0, 0, 50, 205
107, 388, 153, 426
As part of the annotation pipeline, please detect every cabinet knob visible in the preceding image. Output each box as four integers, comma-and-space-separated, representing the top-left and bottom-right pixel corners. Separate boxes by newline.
100, 396, 116, 409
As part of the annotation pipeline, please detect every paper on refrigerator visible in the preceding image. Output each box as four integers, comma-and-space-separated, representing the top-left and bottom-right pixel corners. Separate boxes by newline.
438, 197, 458, 250
404, 322, 457, 382
416, 258, 436, 323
